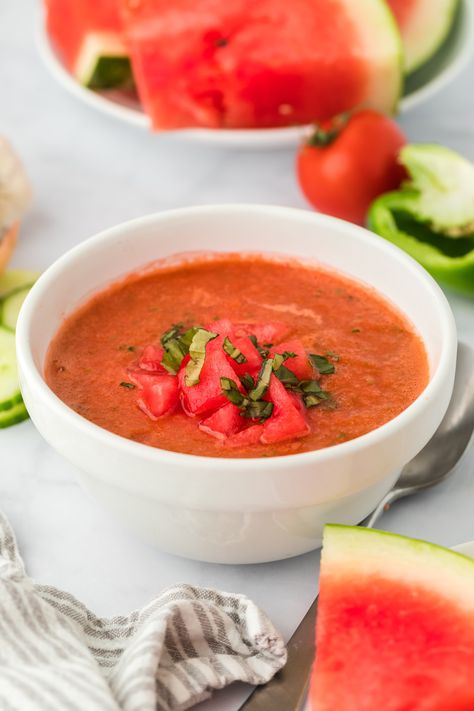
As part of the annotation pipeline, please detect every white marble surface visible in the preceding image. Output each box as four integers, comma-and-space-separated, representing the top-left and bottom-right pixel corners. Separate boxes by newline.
1, 2, 474, 709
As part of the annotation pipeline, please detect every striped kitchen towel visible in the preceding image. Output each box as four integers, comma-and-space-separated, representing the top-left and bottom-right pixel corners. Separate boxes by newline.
0, 512, 287, 711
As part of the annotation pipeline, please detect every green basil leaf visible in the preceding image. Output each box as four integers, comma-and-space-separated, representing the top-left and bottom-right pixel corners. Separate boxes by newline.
223, 336, 247, 364
239, 373, 255, 390
249, 358, 273, 401
309, 354, 336, 375
274, 364, 299, 386
185, 329, 218, 386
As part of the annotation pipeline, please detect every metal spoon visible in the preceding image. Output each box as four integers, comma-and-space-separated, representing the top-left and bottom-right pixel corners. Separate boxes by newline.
242, 341, 474, 711
363, 340, 474, 528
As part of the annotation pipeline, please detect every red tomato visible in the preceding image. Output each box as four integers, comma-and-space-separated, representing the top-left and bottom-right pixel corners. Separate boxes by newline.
296, 110, 407, 225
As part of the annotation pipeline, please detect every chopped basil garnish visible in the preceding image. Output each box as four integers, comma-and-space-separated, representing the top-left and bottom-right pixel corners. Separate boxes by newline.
273, 364, 299, 386
303, 394, 322, 408
221, 377, 245, 405
326, 350, 339, 362
220, 376, 273, 422
223, 336, 247, 364
249, 358, 273, 401
240, 373, 255, 390
352, 327, 361, 333
158, 324, 201, 374
272, 351, 296, 371
242, 400, 274, 420
249, 334, 270, 358
309, 354, 336, 375
185, 329, 218, 386
160, 323, 184, 346
120, 381, 135, 389
160, 337, 188, 374
119, 344, 136, 352
180, 327, 200, 349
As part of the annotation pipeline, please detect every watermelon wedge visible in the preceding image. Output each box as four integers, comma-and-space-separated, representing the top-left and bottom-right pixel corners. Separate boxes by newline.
120, 0, 403, 129
310, 525, 474, 711
387, 0, 459, 73
46, 0, 133, 89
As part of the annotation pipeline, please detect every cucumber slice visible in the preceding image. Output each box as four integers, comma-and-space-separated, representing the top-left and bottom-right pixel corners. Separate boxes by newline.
74, 32, 134, 90
0, 401, 28, 429
0, 327, 22, 412
0, 269, 39, 299
1, 287, 29, 331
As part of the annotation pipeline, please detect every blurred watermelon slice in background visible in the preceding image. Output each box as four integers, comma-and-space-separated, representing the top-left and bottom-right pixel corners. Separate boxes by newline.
45, 0, 133, 89
387, 0, 460, 73
120, 0, 403, 129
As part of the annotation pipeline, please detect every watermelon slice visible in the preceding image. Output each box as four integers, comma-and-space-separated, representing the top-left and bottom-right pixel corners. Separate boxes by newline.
120, 0, 402, 129
310, 525, 474, 711
46, 0, 133, 89
387, 0, 459, 73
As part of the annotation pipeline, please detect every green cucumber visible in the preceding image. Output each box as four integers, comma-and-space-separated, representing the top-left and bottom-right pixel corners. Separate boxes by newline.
0, 401, 28, 429
2, 287, 30, 332
75, 32, 134, 90
0, 269, 39, 299
0, 327, 22, 412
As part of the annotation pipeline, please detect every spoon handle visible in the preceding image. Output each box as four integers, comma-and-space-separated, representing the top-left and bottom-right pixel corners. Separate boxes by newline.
360, 488, 402, 529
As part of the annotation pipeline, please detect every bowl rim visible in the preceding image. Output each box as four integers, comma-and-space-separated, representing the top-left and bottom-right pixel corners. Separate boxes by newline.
16, 204, 458, 471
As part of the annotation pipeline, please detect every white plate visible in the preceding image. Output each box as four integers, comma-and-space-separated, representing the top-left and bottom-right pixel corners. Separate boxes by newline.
37, 0, 473, 148
303, 538, 474, 711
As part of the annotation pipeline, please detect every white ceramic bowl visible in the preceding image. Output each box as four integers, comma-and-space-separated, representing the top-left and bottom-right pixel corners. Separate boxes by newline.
16, 205, 457, 563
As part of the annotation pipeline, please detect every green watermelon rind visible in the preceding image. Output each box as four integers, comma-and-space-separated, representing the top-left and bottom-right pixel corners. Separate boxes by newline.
74, 32, 134, 90
323, 525, 474, 611
401, 0, 461, 75
343, 0, 404, 115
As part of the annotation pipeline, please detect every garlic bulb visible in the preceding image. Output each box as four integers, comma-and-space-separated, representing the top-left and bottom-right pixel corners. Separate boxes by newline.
0, 137, 32, 233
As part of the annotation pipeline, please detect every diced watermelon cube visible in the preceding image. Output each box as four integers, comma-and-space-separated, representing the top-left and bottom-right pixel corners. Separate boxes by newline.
199, 402, 244, 440
205, 319, 235, 336
262, 375, 310, 444
228, 336, 262, 376
138, 344, 167, 373
128, 369, 179, 419
226, 424, 264, 447
270, 339, 315, 380
179, 337, 241, 416
233, 321, 290, 345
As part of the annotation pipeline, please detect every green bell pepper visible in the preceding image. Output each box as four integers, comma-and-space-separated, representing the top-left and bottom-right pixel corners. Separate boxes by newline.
368, 144, 474, 296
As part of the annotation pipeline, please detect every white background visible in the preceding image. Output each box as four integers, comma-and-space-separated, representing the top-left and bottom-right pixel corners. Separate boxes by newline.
1, 2, 474, 709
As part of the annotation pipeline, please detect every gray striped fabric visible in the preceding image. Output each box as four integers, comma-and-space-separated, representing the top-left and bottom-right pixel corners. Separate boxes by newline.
0, 512, 287, 711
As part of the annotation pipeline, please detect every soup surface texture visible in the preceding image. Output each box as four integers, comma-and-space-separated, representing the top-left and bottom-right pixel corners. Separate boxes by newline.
46, 254, 428, 458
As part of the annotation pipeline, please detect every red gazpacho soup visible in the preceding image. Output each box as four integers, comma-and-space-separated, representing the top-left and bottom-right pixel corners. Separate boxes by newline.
45, 254, 429, 458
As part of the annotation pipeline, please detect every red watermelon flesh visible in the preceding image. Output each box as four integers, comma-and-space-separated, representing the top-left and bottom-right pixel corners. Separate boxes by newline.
261, 375, 309, 444
178, 338, 242, 416
270, 339, 315, 381
310, 526, 474, 711
386, 0, 418, 25
226, 424, 264, 447
128, 370, 179, 418
120, 0, 402, 129
199, 402, 244, 439
46, 0, 123, 70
